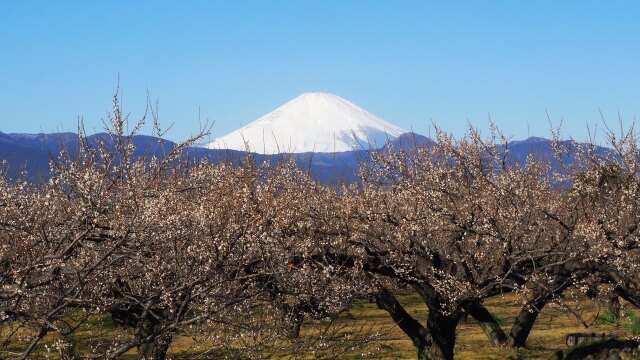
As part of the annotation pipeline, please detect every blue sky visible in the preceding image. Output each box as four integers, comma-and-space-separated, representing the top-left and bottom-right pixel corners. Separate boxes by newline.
1, 1, 639, 144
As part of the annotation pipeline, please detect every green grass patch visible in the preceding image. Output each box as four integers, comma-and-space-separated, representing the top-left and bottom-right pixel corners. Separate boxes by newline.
627, 310, 640, 335
597, 306, 619, 326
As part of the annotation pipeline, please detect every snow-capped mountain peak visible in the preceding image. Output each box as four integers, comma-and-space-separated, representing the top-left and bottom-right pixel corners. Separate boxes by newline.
207, 92, 406, 154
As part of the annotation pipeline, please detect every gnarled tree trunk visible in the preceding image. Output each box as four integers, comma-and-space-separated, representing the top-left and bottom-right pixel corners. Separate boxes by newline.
375, 287, 463, 360
138, 333, 173, 360
509, 296, 548, 347
425, 310, 459, 360
466, 301, 508, 346
375, 288, 433, 359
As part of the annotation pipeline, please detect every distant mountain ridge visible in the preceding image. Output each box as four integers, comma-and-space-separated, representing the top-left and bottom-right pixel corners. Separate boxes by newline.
0, 131, 367, 183
6, 92, 609, 184
0, 130, 614, 184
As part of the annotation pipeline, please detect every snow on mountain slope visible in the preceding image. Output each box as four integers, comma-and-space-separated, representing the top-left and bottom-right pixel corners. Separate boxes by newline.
207, 92, 406, 154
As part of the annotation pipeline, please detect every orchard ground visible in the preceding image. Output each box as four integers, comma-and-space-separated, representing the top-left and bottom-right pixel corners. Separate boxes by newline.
1, 292, 636, 359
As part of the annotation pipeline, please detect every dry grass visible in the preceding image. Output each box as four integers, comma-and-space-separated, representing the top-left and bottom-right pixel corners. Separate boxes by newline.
2, 292, 637, 359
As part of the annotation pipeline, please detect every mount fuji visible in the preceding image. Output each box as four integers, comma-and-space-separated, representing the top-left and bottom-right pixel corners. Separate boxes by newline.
207, 92, 406, 154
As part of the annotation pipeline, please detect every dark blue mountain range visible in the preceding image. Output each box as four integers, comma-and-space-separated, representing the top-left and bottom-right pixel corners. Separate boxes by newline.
0, 131, 613, 184
0, 131, 369, 183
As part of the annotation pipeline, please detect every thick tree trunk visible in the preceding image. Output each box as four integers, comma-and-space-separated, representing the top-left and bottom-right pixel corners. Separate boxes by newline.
152, 333, 173, 360
375, 287, 462, 360
426, 310, 458, 360
137, 332, 173, 360
375, 288, 431, 351
416, 342, 431, 360
509, 297, 548, 348
466, 301, 508, 346
287, 306, 305, 339
608, 293, 621, 318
